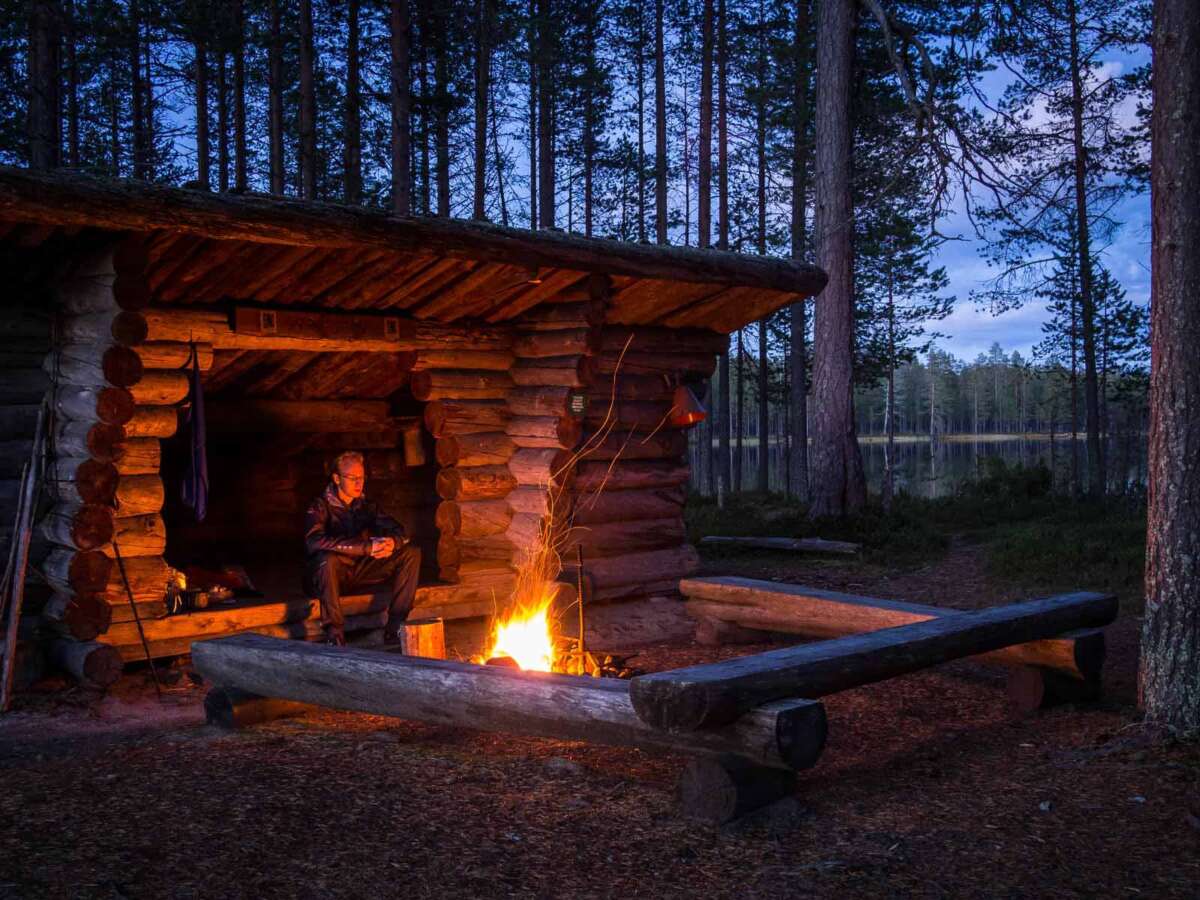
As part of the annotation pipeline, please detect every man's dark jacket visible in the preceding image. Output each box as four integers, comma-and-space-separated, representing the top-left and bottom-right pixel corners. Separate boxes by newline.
304, 485, 406, 559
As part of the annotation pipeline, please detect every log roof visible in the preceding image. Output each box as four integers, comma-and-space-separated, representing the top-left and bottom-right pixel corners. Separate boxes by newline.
0, 166, 825, 333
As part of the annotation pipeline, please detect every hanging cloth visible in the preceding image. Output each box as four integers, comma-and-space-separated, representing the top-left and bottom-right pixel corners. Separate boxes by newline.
180, 343, 208, 522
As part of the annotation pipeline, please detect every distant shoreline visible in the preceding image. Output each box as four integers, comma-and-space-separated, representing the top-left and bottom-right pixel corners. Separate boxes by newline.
705, 433, 1094, 448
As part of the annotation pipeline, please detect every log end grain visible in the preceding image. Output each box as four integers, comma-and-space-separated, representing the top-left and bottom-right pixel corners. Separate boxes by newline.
678, 755, 798, 824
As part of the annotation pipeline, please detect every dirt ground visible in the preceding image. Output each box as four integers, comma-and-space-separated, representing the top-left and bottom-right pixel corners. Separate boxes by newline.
1, 544, 1197, 899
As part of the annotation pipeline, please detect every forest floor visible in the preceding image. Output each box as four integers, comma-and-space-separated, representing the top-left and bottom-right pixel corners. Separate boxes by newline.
1, 495, 1197, 898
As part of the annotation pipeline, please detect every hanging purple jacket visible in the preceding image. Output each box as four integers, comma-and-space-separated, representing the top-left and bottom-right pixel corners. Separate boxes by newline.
180, 343, 208, 522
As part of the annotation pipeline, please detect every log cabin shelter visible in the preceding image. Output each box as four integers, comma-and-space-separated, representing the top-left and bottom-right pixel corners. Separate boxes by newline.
0, 166, 825, 667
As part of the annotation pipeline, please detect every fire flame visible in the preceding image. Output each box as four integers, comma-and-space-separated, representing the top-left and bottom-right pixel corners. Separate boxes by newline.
487, 593, 557, 672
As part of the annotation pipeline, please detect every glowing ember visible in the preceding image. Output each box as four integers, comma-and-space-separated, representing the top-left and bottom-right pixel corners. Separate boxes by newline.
487, 594, 557, 672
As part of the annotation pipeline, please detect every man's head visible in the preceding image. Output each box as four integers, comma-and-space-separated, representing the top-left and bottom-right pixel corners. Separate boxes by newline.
331, 451, 366, 503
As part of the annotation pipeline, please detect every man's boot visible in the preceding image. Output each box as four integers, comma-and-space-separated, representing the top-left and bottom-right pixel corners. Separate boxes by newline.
324, 624, 346, 647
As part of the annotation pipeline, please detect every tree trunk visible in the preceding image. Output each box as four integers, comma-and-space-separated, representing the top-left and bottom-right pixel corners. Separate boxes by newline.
344, 0, 362, 204
536, 0, 554, 229
808, 0, 866, 519
233, 0, 247, 191
193, 35, 210, 190
268, 0, 285, 195
1140, 0, 1200, 729
433, 5, 450, 217
788, 0, 811, 502
636, 5, 647, 242
64, 0, 79, 167
391, 0, 412, 215
474, 0, 490, 220
298, 0, 317, 200
127, 0, 143, 177
653, 0, 667, 244
698, 0, 714, 249
216, 52, 229, 191
527, 0, 537, 229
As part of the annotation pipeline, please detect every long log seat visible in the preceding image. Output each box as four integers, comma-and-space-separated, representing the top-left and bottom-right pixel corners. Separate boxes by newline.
96, 578, 520, 662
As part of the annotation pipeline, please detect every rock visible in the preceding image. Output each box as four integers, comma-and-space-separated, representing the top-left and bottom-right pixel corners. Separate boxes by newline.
1038, 800, 1053, 812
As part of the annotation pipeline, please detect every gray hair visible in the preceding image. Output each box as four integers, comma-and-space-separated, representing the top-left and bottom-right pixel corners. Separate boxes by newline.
332, 450, 365, 475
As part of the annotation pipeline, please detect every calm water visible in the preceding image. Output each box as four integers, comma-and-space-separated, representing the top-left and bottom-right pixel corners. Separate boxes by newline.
692, 435, 1148, 499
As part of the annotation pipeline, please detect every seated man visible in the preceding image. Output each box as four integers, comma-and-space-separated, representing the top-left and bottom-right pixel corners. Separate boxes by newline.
303, 451, 421, 647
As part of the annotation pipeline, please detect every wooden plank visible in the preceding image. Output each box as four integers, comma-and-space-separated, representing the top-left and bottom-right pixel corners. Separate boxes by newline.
191, 634, 828, 771
699, 536, 860, 555
630, 591, 1119, 731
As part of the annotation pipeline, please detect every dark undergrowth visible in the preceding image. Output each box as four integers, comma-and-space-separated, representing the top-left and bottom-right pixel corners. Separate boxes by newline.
686, 459, 1147, 608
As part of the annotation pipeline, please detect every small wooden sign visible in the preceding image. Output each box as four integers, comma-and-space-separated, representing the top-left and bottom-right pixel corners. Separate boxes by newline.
567, 390, 589, 418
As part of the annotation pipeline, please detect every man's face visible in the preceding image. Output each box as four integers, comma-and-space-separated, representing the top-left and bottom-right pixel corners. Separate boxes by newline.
333, 458, 366, 501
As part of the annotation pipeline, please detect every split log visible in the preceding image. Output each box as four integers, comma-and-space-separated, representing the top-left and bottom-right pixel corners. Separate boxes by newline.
45, 457, 120, 505
58, 310, 148, 347
412, 349, 514, 371
678, 755, 798, 825
510, 356, 597, 388
52, 419, 124, 462
128, 370, 190, 405
506, 415, 581, 450
124, 405, 178, 438
39, 503, 115, 551
508, 386, 572, 418
190, 634, 828, 772
101, 514, 167, 558
435, 465, 517, 501
114, 438, 160, 475
114, 475, 164, 516
508, 448, 574, 488
135, 341, 214, 371
678, 578, 1107, 682
437, 533, 513, 567
49, 638, 123, 687
571, 486, 687, 524
208, 400, 395, 434
43, 591, 113, 641
424, 400, 509, 437
39, 548, 113, 593
435, 499, 513, 538
513, 329, 601, 358
435, 433, 515, 467
596, 350, 718, 378
397, 617, 446, 659
602, 327, 726, 356
574, 460, 690, 493
52, 385, 134, 426
630, 591, 1119, 732
577, 429, 686, 461
564, 518, 687, 559
507, 486, 554, 517
410, 369, 514, 401
205, 687, 317, 729
584, 546, 700, 592
517, 300, 605, 331
43, 344, 143, 388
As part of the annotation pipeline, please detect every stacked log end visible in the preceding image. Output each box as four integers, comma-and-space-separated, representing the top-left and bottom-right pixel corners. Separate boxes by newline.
34, 243, 177, 673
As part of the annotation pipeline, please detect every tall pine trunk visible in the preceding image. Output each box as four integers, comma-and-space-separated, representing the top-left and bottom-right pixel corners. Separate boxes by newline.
735, 329, 745, 491
433, 6, 450, 217
391, 0, 412, 215
698, 0, 713, 249
268, 0, 285, 195
653, 0, 667, 244
527, 0, 537, 229
1140, 0, 1200, 729
582, 2, 597, 236
344, 0, 362, 203
64, 0, 78, 167
755, 5, 769, 494
716, 0, 731, 497
636, 6, 647, 243
298, 0, 317, 200
808, 0, 866, 518
789, 0, 811, 502
474, 0, 490, 219
536, 0, 554, 229
217, 52, 229, 191
233, 0, 246, 190
27, 0, 59, 169
128, 0, 145, 177
193, 35, 210, 189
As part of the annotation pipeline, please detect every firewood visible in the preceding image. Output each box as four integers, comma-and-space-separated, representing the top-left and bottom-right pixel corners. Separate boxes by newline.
124, 405, 178, 438
571, 486, 686, 524
39, 503, 115, 551
114, 474, 164, 516
435, 432, 516, 467
508, 448, 574, 488
435, 499, 513, 538
574, 460, 690, 493
52, 385, 134, 426
45, 457, 120, 505
49, 638, 123, 687
43, 344, 144, 387
424, 399, 509, 437
128, 370, 189, 405
510, 356, 598, 388
435, 465, 517, 501
39, 548, 113, 594
114, 438, 160, 475
410, 369, 514, 401
506, 415, 582, 449
513, 328, 601, 358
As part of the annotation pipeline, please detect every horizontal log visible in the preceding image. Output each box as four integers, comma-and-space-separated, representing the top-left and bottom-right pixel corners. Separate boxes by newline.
506, 485, 553, 517
602, 326, 727, 356
509, 356, 597, 388
135, 341, 214, 370
43, 344, 144, 388
45, 457, 120, 505
437, 533, 513, 567
435, 432, 515, 468
58, 309, 149, 347
51, 419, 125, 462
124, 406, 178, 438
589, 374, 673, 402
191, 634, 828, 771
583, 399, 673, 432
678, 755, 798, 825
39, 548, 113, 594
506, 415, 582, 450
508, 386, 572, 418
101, 514, 167, 559
504, 513, 545, 566
590, 578, 685, 603
435, 499, 513, 538
39, 503, 115, 551
411, 349, 515, 371
49, 638, 123, 687
424, 400, 509, 437
576, 429, 686, 461
571, 485, 686, 524
435, 465, 517, 501
679, 577, 1106, 681
584, 545, 700, 591
596, 350, 719, 378
410, 369, 514, 401
103, 554, 170, 603
698, 536, 861, 555
564, 517, 687, 558
208, 400, 395, 434
439, 559, 516, 583
508, 448, 574, 488
0, 404, 40, 436
114, 475, 164, 516
205, 687, 318, 729
52, 384, 135, 426
43, 591, 113, 641
630, 591, 1119, 732
516, 300, 605, 331
114, 438, 161, 475
100, 595, 318, 647
574, 460, 690, 493
56, 272, 151, 313
513, 329, 601, 358
128, 370, 190, 405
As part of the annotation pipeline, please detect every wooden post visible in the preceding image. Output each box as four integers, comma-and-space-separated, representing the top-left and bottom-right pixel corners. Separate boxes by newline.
396, 617, 446, 659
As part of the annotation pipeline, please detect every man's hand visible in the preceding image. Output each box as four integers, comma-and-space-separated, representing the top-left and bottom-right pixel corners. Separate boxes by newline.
369, 536, 396, 559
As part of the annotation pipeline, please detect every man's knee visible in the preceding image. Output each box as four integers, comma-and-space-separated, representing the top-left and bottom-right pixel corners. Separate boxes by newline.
389, 542, 421, 571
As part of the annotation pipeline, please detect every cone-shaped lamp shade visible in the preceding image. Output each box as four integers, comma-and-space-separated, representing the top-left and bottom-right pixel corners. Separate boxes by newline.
670, 384, 707, 427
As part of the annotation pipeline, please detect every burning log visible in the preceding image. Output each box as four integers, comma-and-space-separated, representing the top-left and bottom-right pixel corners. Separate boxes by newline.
45, 457, 120, 505
43, 344, 144, 388
49, 638, 123, 687
435, 432, 516, 467
435, 499, 513, 538
410, 369, 514, 402
124, 405, 178, 438
630, 591, 1119, 732
506, 415, 581, 450
574, 460, 690, 494
510, 356, 597, 388
127, 370, 189, 405
572, 486, 686, 524
114, 438, 161, 475
191, 634, 828, 772
39, 503, 115, 551
424, 399, 509, 437
52, 385, 135, 426
513, 328, 601, 358
114, 474, 164, 516
435, 465, 517, 501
